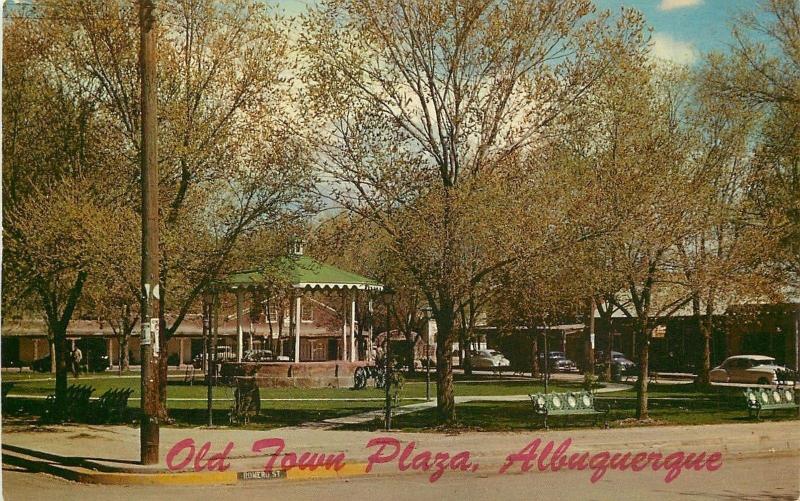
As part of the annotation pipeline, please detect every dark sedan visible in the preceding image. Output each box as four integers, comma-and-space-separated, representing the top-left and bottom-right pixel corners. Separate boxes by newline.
538, 351, 578, 373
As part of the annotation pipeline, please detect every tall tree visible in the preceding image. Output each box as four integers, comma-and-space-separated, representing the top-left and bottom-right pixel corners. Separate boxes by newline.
567, 54, 700, 418
3, 12, 132, 407
705, 0, 800, 291
4, 179, 130, 410
676, 73, 782, 385
20, 0, 315, 415
299, 0, 646, 424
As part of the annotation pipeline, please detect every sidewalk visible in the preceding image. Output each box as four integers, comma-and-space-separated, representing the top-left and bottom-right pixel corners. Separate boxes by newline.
3, 420, 798, 485
307, 381, 633, 428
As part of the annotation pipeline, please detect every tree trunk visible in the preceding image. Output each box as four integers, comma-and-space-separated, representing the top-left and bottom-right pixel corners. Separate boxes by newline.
49, 340, 57, 374
53, 325, 69, 416
157, 275, 170, 420
636, 319, 650, 419
120, 306, 132, 374
586, 298, 595, 375
700, 305, 713, 386
157, 335, 169, 420
462, 336, 473, 376
530, 334, 539, 377
120, 334, 130, 373
434, 305, 456, 425
604, 316, 613, 381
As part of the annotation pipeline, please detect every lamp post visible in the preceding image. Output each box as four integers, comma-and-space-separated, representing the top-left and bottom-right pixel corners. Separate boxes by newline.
383, 287, 395, 431
543, 328, 549, 394
203, 291, 213, 426
542, 315, 550, 395
420, 306, 433, 402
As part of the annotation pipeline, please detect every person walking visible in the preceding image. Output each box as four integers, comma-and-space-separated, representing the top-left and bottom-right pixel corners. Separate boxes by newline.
71, 345, 83, 377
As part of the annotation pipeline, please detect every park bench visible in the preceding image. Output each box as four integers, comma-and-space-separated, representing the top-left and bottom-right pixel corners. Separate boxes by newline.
743, 386, 798, 419
43, 384, 95, 422
529, 390, 609, 429
92, 388, 134, 423
230, 376, 260, 425
354, 365, 387, 389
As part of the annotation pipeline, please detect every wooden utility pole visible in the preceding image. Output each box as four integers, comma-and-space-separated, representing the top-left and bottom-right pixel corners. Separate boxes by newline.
139, 0, 160, 465
587, 297, 596, 376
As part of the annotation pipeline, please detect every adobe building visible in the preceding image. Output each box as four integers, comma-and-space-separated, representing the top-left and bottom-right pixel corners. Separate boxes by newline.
1, 300, 372, 371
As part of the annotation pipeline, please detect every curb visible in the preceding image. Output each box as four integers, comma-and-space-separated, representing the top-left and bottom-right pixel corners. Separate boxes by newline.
4, 435, 799, 487
5, 449, 799, 486
1, 447, 372, 485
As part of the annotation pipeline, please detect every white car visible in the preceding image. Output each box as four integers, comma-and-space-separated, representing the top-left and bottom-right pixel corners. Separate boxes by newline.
465, 349, 510, 372
709, 355, 795, 385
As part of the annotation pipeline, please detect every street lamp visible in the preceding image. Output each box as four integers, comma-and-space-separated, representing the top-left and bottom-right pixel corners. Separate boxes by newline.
542, 315, 550, 395
420, 305, 433, 402
202, 290, 214, 427
383, 287, 395, 431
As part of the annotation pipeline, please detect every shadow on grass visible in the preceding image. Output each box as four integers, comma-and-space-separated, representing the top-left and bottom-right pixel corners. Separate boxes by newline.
3, 396, 382, 430
336, 384, 799, 432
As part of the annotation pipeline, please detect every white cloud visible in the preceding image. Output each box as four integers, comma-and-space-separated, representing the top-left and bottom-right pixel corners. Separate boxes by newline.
659, 0, 703, 10
650, 33, 697, 65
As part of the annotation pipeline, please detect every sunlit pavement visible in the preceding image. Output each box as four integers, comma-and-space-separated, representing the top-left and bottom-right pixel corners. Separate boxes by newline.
3, 450, 798, 501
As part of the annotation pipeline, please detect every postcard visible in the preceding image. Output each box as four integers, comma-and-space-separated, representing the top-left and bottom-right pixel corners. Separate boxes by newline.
2, 0, 799, 500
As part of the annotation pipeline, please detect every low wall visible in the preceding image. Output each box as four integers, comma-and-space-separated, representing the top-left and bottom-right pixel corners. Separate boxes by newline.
220, 361, 370, 388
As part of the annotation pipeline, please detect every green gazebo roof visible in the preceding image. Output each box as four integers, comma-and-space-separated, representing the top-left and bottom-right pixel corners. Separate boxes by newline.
217, 255, 383, 292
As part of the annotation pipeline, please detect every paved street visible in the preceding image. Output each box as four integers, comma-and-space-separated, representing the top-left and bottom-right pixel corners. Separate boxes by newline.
3, 452, 798, 501
2, 420, 799, 500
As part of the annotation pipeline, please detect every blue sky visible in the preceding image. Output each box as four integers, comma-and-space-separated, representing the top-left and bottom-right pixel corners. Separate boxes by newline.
276, 0, 758, 65
595, 0, 757, 64
4, 0, 758, 65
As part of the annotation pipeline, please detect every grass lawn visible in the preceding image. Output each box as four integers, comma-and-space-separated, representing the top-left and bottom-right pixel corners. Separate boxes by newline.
2, 372, 586, 429
340, 383, 800, 431
2, 372, 585, 400
9, 373, 787, 432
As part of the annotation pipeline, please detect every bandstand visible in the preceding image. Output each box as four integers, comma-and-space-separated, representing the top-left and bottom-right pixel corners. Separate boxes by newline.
205, 242, 384, 388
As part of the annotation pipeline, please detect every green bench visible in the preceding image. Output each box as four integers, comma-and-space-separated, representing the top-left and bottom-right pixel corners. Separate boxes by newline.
529, 390, 609, 429
743, 387, 798, 419
43, 384, 95, 422
92, 388, 134, 423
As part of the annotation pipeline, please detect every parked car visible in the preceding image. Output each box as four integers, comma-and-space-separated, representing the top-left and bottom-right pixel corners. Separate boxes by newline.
464, 349, 510, 372
215, 346, 237, 362
88, 352, 110, 372
538, 351, 578, 373
32, 356, 52, 373
243, 349, 274, 362
596, 350, 636, 371
709, 355, 796, 385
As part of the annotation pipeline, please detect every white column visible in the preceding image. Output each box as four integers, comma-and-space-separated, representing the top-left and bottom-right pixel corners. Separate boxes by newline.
179, 337, 185, 366
350, 295, 356, 362
107, 338, 113, 365
341, 293, 347, 361
294, 295, 302, 363
236, 289, 244, 362
367, 299, 373, 363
